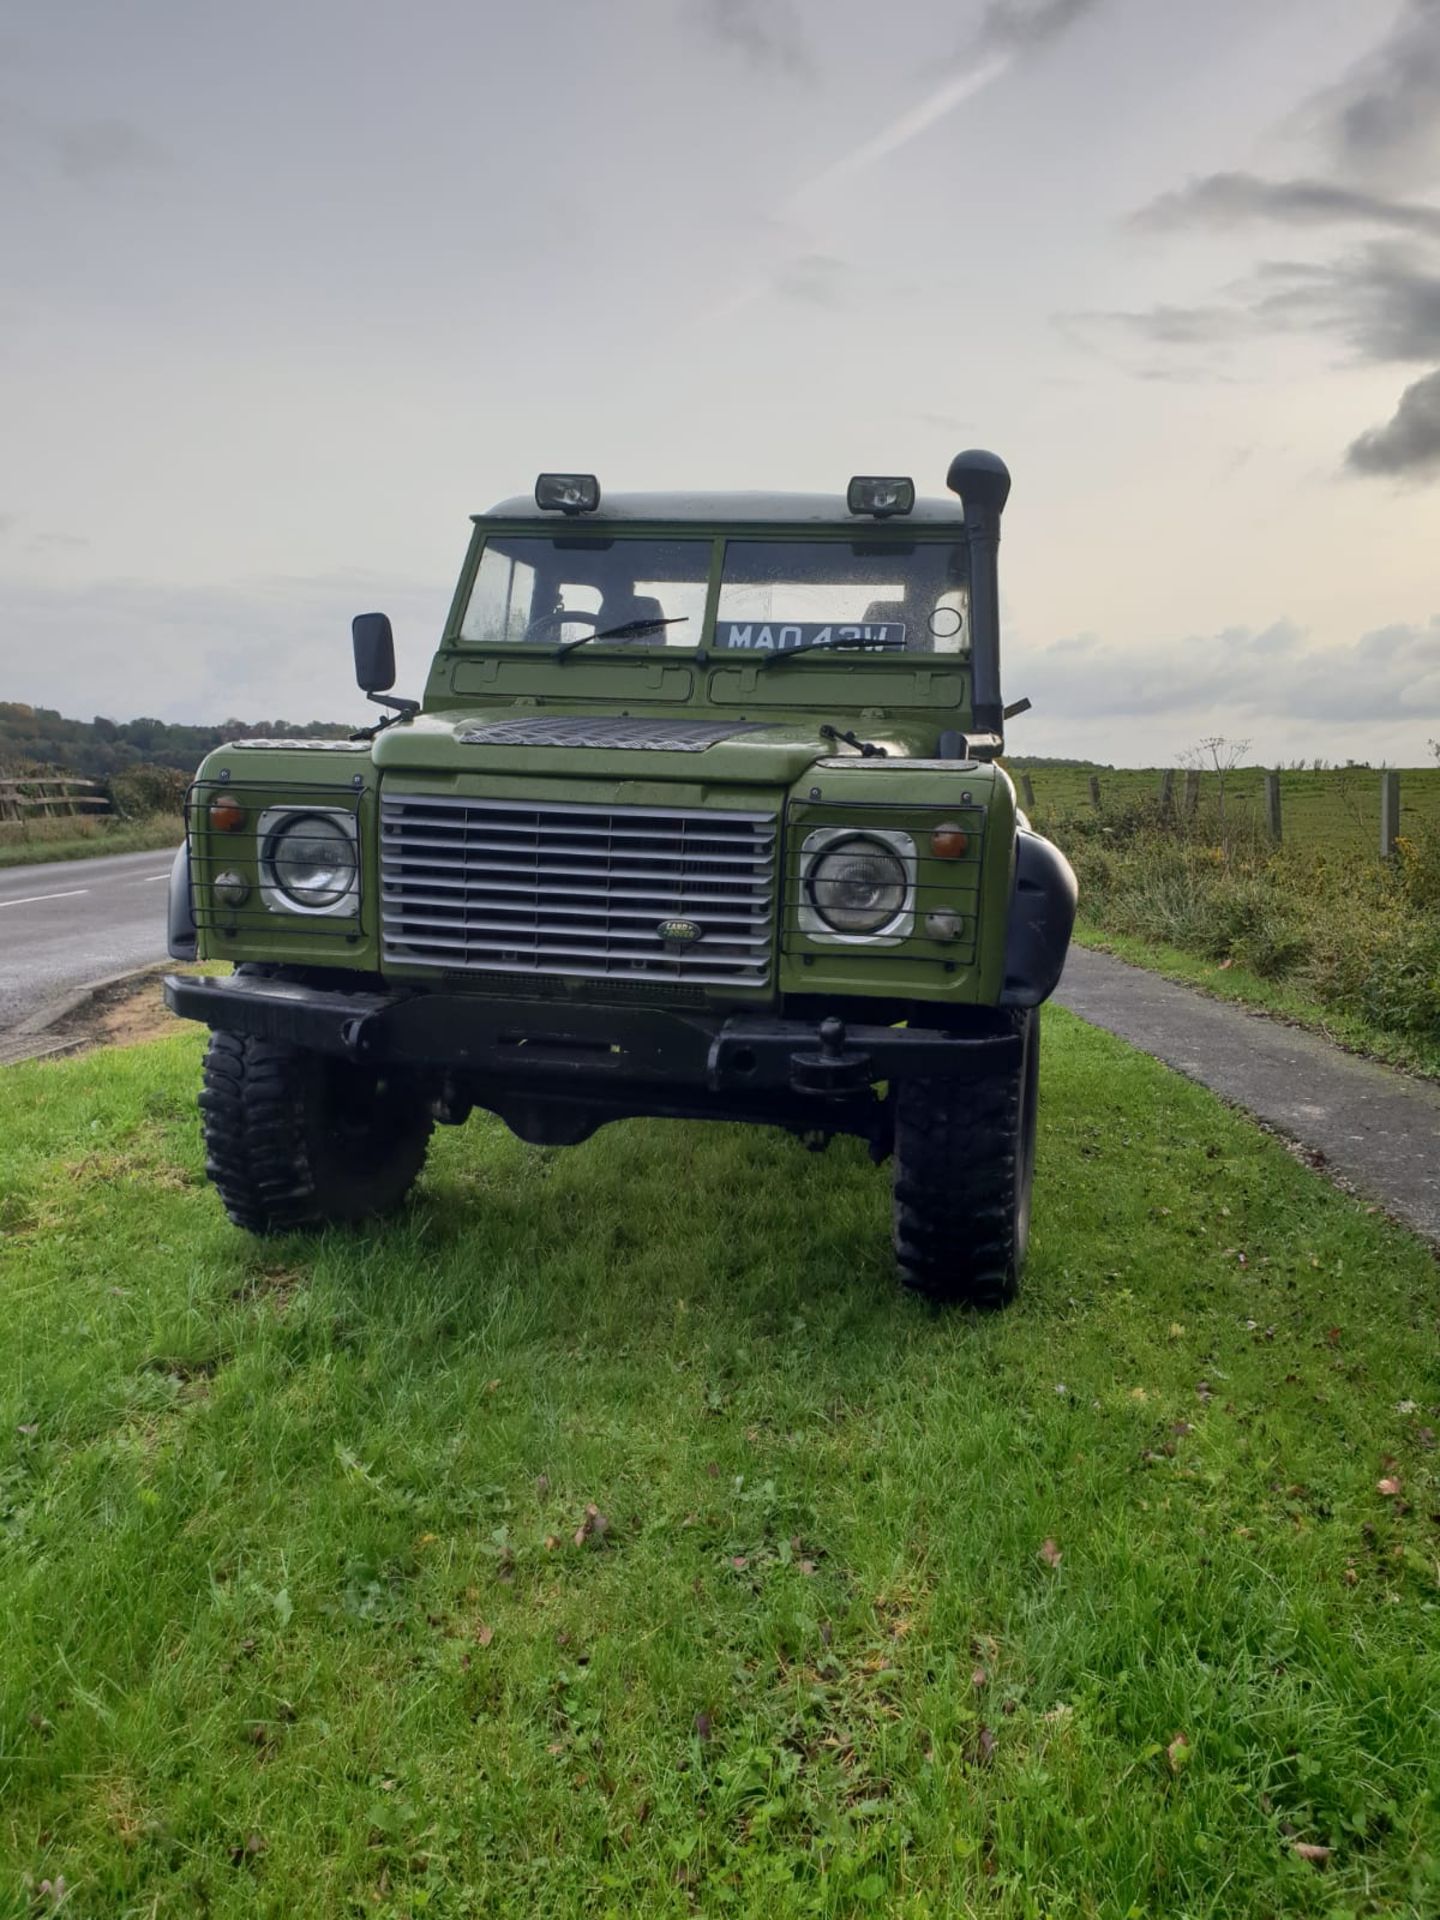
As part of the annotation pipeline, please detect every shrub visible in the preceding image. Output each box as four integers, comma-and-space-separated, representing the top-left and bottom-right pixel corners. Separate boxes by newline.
108, 763, 189, 818
1052, 809, 1440, 1054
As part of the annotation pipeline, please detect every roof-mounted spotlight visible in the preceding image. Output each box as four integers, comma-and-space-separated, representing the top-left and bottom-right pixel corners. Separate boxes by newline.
535, 472, 601, 514
847, 475, 915, 519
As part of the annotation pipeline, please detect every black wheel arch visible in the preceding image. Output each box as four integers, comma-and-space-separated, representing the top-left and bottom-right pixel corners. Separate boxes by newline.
999, 830, 1077, 1009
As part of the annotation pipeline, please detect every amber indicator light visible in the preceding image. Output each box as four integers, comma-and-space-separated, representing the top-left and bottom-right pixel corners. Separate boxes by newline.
930, 824, 969, 859
209, 795, 247, 833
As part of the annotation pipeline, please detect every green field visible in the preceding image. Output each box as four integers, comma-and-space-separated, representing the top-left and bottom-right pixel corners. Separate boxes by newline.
3, 1019, 1439, 1916
1008, 761, 1440, 856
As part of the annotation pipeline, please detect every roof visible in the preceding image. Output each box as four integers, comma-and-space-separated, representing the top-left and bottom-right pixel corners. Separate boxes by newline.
475, 489, 965, 528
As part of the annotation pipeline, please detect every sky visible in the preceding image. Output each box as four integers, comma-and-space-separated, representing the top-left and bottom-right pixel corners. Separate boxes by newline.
1, 0, 1438, 765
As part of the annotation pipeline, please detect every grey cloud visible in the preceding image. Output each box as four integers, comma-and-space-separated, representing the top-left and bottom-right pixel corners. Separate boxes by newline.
1309, 0, 1440, 189
29, 531, 89, 551
1013, 616, 1440, 728
695, 0, 811, 77
0, 106, 168, 183
52, 116, 166, 182
774, 252, 849, 308
1132, 171, 1440, 241
1252, 246, 1440, 363
978, 0, 1104, 52
1347, 365, 1440, 475
1082, 245, 1440, 364
1069, 302, 1250, 350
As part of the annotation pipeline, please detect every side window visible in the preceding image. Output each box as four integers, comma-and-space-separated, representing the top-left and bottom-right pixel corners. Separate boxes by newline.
461, 548, 538, 643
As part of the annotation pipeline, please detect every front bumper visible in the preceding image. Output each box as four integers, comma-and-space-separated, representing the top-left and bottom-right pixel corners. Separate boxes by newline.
163, 974, 1019, 1097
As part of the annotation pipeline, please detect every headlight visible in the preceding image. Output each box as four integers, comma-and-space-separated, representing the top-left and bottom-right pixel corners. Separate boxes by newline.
259, 810, 359, 914
805, 834, 910, 935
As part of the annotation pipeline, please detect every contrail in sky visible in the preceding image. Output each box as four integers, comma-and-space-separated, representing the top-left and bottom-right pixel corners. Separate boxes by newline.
701, 54, 1014, 331
783, 54, 1013, 211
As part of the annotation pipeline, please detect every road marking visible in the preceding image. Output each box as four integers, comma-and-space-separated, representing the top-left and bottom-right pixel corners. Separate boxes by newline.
0, 888, 91, 910
122, 874, 174, 884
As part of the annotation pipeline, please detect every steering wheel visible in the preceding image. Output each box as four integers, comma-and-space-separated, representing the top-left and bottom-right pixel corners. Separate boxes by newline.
520, 609, 600, 644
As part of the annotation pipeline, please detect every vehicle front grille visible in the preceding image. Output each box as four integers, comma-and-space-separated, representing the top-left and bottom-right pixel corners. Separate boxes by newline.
380, 794, 777, 986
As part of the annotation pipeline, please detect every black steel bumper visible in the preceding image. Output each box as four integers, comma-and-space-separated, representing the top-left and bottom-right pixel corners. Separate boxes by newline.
163, 974, 1019, 1097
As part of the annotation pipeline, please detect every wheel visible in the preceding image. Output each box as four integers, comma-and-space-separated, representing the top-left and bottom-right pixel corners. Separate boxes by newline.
198, 1030, 433, 1234
891, 1009, 1039, 1308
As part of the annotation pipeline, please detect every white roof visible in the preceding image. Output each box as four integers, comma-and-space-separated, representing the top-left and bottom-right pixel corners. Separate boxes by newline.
476, 489, 964, 527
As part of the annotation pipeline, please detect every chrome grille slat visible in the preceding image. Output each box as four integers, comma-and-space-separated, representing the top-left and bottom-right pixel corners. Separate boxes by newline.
380, 822, 776, 848
381, 795, 777, 984
383, 875, 770, 908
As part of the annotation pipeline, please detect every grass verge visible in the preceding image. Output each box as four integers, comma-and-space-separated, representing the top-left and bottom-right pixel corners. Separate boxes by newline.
1073, 918, 1440, 1081
3, 1016, 1439, 1917
0, 816, 182, 869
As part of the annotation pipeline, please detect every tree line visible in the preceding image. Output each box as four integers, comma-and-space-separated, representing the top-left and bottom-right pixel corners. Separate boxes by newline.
0, 703, 348, 779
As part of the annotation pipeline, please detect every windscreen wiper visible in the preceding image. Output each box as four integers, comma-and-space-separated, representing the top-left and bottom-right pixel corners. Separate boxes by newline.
557, 616, 689, 657
750, 634, 907, 671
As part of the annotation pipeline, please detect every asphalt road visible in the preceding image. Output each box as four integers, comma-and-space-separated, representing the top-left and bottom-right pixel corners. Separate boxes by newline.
1055, 944, 1440, 1250
0, 848, 178, 1041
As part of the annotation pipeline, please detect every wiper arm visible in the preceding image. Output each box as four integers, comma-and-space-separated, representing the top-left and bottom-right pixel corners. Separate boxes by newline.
556, 616, 689, 657
819, 723, 887, 758
751, 635, 907, 671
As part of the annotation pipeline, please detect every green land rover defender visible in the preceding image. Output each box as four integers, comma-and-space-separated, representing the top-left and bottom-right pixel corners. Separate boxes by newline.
164, 452, 1076, 1307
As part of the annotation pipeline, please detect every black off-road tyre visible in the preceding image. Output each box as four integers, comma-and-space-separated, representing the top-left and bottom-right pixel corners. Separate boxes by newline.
892, 1009, 1039, 1308
198, 1030, 433, 1234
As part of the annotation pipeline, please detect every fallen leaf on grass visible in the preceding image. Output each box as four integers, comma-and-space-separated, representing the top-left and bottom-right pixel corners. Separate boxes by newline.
971, 1666, 988, 1689
693, 1711, 712, 1742
474, 1623, 494, 1648
730, 1555, 749, 1571
229, 1833, 266, 1867
1166, 1732, 1191, 1774
1291, 1842, 1332, 1866
976, 1725, 996, 1765
1038, 1539, 1062, 1569
1377, 1478, 1402, 1498
16, 1423, 37, 1437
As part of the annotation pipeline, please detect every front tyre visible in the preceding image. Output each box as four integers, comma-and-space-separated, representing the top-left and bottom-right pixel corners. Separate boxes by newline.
198, 1030, 433, 1234
891, 1009, 1039, 1308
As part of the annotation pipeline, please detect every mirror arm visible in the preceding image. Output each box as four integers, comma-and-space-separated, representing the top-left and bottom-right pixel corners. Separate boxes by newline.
367, 692, 420, 716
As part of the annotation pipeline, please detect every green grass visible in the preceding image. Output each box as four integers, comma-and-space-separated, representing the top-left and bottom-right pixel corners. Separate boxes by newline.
1073, 918, 1440, 1081
0, 815, 181, 869
1009, 763, 1440, 858
3, 1020, 1439, 1918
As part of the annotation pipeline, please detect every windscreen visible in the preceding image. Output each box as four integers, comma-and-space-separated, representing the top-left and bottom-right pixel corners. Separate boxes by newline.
458, 532, 969, 654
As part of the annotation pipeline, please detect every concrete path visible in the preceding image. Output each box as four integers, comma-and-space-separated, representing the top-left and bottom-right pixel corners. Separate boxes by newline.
1055, 944, 1440, 1249
0, 847, 177, 1052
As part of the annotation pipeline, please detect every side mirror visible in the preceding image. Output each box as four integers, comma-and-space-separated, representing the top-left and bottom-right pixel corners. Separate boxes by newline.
352, 612, 396, 694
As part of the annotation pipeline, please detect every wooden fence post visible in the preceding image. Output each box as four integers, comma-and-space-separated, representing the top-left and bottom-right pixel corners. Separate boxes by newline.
1264, 771, 1283, 844
1020, 773, 1036, 811
1380, 770, 1401, 858
1088, 774, 1102, 810
1157, 769, 1175, 813
1183, 769, 1200, 817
